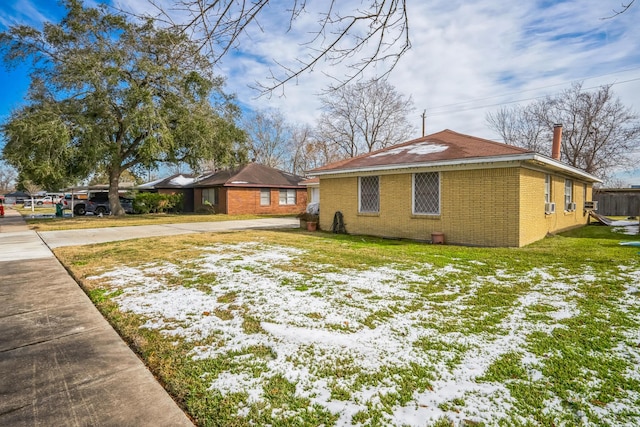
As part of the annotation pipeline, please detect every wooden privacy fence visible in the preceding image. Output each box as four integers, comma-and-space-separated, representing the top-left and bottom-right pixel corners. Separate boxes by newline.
593, 190, 640, 216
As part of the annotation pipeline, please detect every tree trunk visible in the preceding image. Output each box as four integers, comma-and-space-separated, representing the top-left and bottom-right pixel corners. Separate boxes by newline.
108, 167, 125, 216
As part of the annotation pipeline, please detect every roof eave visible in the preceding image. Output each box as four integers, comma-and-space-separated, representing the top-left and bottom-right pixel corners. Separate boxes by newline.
528, 154, 602, 183
310, 153, 602, 183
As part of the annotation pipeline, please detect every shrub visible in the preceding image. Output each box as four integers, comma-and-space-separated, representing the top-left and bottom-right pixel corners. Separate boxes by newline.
133, 192, 184, 214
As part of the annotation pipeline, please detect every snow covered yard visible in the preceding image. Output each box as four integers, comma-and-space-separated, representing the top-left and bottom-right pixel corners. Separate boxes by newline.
58, 230, 640, 426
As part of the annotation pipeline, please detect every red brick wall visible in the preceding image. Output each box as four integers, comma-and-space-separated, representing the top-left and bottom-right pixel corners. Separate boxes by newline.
193, 187, 307, 214
226, 187, 307, 215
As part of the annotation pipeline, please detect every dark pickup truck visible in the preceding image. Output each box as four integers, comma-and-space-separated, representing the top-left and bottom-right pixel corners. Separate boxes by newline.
86, 196, 134, 215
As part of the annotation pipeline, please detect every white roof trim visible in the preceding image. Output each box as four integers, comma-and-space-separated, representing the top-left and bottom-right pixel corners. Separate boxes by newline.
310, 153, 601, 183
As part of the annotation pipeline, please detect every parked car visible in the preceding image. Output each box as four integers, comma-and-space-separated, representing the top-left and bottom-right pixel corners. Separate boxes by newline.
23, 195, 55, 207
86, 196, 134, 215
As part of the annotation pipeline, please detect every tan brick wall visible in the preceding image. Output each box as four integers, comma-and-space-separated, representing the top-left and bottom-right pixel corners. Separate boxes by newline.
320, 168, 521, 247
545, 175, 590, 234
319, 167, 594, 247
518, 169, 548, 246
443, 168, 521, 246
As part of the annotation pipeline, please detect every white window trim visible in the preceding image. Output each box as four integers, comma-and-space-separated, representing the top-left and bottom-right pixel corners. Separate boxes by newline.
412, 172, 441, 215
358, 176, 380, 213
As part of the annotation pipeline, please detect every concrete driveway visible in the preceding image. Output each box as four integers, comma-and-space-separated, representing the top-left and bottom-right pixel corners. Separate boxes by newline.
39, 217, 299, 248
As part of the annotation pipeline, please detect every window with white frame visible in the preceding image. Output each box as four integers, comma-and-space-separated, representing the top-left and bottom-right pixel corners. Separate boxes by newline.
413, 172, 440, 214
279, 189, 296, 205
260, 189, 271, 206
202, 188, 218, 205
359, 176, 379, 213
544, 174, 551, 203
564, 179, 573, 210
310, 187, 320, 203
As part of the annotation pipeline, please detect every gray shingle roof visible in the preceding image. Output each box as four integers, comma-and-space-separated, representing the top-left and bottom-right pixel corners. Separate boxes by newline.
194, 163, 304, 188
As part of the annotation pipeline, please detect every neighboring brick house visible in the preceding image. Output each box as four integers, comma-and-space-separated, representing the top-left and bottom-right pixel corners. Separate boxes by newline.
137, 173, 196, 212
308, 128, 601, 247
192, 163, 307, 215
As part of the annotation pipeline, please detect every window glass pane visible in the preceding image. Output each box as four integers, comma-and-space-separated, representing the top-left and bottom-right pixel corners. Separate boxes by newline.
359, 176, 379, 213
202, 188, 217, 205
414, 172, 440, 214
260, 189, 270, 206
279, 189, 296, 205
544, 174, 551, 203
564, 179, 573, 209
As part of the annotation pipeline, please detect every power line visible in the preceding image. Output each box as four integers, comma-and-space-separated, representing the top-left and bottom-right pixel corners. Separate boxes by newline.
425, 76, 640, 117
425, 66, 640, 112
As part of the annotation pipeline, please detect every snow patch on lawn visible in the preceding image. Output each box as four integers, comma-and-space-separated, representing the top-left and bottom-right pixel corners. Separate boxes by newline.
89, 242, 640, 426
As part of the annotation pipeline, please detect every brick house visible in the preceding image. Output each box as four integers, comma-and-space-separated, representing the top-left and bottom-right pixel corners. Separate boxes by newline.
308, 128, 601, 247
192, 163, 307, 215
137, 173, 196, 212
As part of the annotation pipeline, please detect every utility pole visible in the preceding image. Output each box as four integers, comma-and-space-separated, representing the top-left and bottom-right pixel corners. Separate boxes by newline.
421, 110, 427, 137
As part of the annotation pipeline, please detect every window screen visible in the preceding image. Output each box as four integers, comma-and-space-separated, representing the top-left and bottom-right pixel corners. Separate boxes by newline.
359, 176, 379, 213
414, 172, 440, 214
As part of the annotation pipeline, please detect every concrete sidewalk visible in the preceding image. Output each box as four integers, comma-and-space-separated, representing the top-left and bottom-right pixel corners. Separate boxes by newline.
0, 207, 194, 426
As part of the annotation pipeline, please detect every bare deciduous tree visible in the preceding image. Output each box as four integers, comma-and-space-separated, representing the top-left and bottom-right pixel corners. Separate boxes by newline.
486, 103, 549, 153
242, 109, 291, 168
486, 82, 640, 181
316, 79, 414, 158
287, 124, 341, 175
602, 0, 636, 19
0, 160, 17, 193
145, 0, 410, 94
21, 180, 41, 212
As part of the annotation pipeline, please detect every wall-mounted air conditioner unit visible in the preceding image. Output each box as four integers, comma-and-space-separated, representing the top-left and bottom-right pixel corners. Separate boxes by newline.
584, 201, 598, 211
544, 202, 556, 214
567, 202, 577, 211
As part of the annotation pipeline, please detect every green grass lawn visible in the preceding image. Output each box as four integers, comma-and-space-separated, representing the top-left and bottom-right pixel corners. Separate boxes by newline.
54, 225, 640, 426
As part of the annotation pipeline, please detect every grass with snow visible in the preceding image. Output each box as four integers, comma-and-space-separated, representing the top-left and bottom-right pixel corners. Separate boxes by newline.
55, 226, 640, 426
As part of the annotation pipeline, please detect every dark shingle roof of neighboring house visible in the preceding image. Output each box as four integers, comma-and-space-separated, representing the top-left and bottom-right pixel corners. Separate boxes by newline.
194, 163, 305, 188
309, 129, 601, 183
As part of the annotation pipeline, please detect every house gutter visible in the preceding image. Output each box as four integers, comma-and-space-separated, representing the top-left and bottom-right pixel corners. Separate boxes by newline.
309, 153, 601, 183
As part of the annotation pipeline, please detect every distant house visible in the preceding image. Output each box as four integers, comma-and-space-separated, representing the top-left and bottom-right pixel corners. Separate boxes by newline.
192, 163, 307, 215
137, 173, 196, 212
309, 128, 601, 247
2, 191, 30, 205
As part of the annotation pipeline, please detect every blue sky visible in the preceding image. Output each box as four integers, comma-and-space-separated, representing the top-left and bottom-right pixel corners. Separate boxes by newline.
2, 0, 640, 184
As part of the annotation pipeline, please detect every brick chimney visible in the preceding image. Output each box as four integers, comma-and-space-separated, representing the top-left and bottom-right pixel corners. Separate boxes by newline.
552, 124, 562, 160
